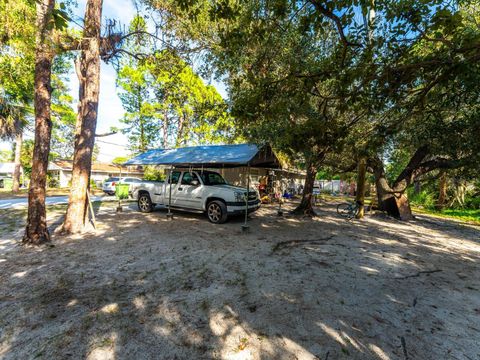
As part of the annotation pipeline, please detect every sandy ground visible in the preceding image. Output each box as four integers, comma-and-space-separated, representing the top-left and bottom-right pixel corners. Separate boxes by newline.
0, 200, 479, 360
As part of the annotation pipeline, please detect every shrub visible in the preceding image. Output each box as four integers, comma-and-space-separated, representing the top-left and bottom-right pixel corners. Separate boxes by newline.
47, 174, 59, 188
143, 166, 165, 181
465, 195, 480, 209
408, 189, 436, 209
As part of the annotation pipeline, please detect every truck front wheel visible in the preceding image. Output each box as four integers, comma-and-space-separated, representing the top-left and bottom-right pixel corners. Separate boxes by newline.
138, 193, 154, 213
207, 200, 228, 224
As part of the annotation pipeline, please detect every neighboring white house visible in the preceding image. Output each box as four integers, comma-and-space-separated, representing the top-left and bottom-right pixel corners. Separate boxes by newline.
0, 162, 24, 189
0, 162, 23, 178
47, 160, 144, 188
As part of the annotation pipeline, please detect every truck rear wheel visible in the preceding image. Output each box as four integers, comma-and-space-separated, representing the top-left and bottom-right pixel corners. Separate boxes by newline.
138, 193, 153, 213
207, 200, 228, 224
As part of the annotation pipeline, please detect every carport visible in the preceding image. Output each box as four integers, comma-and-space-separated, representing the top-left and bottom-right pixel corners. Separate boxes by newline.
124, 144, 281, 229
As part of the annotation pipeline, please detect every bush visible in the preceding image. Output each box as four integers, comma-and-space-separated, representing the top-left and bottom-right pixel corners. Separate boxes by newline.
47, 174, 59, 188
408, 189, 436, 209
465, 195, 480, 209
143, 166, 165, 181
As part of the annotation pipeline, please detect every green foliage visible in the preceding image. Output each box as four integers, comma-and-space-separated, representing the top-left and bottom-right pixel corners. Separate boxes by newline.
142, 166, 165, 181
407, 189, 437, 209
20, 139, 34, 177
0, 150, 12, 162
50, 55, 76, 160
117, 16, 234, 152
47, 173, 60, 188
112, 157, 128, 165
464, 195, 480, 210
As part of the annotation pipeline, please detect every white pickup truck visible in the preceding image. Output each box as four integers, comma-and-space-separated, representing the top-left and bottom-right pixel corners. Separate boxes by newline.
130, 169, 260, 224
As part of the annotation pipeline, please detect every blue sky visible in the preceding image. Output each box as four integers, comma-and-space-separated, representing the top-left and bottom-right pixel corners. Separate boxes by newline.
1, 0, 226, 162
68, 0, 137, 161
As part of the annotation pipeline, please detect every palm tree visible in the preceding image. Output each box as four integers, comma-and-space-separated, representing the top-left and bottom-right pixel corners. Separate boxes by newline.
0, 94, 28, 192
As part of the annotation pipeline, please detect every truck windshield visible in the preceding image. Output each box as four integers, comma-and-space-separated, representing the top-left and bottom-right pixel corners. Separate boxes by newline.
199, 172, 227, 185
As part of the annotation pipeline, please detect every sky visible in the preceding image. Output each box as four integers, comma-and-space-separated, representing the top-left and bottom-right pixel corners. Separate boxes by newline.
1, 0, 226, 163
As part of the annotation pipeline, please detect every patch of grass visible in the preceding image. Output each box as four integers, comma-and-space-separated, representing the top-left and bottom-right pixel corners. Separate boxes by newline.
413, 207, 480, 225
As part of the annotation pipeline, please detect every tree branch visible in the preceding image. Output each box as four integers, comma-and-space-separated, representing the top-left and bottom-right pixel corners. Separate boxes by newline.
308, 0, 361, 48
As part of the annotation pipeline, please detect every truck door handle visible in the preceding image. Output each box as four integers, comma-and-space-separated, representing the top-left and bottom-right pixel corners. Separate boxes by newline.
178, 187, 183, 191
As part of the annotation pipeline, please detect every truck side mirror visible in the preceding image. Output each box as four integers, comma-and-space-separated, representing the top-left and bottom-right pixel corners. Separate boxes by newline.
191, 179, 199, 186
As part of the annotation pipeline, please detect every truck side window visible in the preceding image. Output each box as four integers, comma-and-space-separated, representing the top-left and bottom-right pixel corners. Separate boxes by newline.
168, 171, 181, 184
181, 172, 199, 185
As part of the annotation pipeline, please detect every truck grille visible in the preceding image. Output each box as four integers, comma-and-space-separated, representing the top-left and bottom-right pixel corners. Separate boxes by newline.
247, 191, 257, 200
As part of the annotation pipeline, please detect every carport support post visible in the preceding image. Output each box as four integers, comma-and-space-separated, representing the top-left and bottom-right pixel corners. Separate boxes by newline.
242, 165, 250, 232
277, 171, 284, 216
166, 165, 174, 220
116, 165, 123, 212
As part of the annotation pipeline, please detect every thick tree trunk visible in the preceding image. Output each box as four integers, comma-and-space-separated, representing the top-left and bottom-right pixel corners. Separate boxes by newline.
372, 157, 413, 220
292, 160, 317, 216
355, 157, 367, 218
12, 132, 23, 193
436, 171, 447, 209
23, 0, 55, 245
63, 0, 102, 234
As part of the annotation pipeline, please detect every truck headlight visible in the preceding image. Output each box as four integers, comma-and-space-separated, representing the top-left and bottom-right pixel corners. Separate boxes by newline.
235, 191, 245, 202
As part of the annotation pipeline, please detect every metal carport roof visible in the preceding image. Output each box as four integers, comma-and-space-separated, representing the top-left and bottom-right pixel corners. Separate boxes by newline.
123, 144, 280, 168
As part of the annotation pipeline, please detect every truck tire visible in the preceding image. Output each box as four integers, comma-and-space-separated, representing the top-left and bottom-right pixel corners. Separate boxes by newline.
138, 193, 154, 213
207, 200, 228, 224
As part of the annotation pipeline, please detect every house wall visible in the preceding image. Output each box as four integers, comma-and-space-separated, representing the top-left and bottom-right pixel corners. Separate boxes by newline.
59, 170, 71, 188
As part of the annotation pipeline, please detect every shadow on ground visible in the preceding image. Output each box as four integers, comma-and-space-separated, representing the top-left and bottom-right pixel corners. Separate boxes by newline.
0, 201, 479, 359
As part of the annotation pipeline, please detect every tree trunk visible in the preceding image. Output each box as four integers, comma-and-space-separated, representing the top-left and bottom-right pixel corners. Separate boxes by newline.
372, 157, 413, 220
436, 171, 447, 209
449, 178, 466, 208
414, 180, 421, 194
137, 86, 146, 152
23, 0, 55, 245
12, 132, 23, 193
355, 157, 366, 218
63, 0, 102, 234
162, 107, 168, 148
176, 113, 185, 147
292, 160, 317, 216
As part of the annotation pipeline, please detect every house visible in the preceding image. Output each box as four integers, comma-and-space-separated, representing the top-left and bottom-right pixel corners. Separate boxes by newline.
47, 160, 144, 188
0, 162, 23, 178
0, 162, 24, 189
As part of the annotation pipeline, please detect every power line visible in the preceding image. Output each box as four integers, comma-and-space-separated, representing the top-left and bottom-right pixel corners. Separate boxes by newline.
96, 139, 129, 147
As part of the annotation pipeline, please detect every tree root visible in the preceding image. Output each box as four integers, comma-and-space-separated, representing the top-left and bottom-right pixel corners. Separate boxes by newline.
290, 207, 317, 217
22, 229, 51, 245
272, 236, 334, 252
401, 336, 409, 360
395, 269, 442, 280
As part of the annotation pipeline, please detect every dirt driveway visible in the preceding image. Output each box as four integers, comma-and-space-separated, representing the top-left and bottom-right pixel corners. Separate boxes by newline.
0, 201, 479, 359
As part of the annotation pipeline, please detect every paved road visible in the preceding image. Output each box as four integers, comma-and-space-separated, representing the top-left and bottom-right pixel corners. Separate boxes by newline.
0, 195, 117, 209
